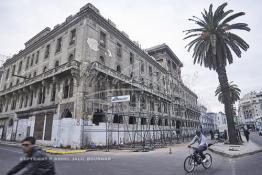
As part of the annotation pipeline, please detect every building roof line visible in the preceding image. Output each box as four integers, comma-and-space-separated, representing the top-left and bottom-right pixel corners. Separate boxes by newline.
145, 43, 183, 67
1, 3, 167, 73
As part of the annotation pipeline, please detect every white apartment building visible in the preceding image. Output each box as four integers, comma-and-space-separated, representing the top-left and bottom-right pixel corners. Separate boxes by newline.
199, 105, 215, 134
238, 91, 262, 130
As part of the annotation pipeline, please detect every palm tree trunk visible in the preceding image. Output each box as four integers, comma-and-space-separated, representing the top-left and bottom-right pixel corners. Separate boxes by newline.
216, 66, 238, 144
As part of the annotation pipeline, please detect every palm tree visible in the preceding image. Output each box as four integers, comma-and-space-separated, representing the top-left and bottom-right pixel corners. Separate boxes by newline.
184, 3, 250, 144
216, 82, 241, 126
215, 81, 241, 104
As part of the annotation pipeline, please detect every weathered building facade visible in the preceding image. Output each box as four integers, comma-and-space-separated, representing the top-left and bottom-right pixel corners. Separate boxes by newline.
0, 3, 200, 148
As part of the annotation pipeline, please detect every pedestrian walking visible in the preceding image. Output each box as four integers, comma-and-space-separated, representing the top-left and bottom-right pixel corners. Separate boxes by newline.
7, 136, 55, 175
210, 130, 214, 140
244, 129, 250, 142
223, 130, 228, 140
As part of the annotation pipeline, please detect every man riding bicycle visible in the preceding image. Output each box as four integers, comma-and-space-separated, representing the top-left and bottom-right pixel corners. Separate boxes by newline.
188, 130, 208, 163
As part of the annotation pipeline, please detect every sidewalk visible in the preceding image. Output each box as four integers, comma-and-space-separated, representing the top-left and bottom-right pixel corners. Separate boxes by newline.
208, 138, 262, 158
0, 140, 87, 155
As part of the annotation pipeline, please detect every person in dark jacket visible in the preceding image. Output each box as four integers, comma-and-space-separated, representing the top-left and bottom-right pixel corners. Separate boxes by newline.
7, 136, 55, 175
210, 130, 214, 140
223, 130, 228, 140
244, 129, 250, 142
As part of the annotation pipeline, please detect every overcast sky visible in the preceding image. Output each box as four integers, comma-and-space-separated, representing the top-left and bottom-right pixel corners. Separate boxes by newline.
0, 0, 261, 113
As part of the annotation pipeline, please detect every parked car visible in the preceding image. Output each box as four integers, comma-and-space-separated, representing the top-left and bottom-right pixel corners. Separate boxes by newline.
259, 128, 262, 136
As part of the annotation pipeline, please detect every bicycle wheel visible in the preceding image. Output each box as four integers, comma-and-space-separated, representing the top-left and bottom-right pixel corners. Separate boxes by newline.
184, 155, 195, 173
202, 153, 212, 169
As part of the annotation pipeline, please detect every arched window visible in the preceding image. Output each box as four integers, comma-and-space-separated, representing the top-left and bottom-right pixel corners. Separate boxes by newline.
172, 120, 175, 126
113, 114, 123, 124
54, 60, 59, 67
99, 56, 105, 64
63, 79, 69, 99
165, 119, 168, 126
62, 108, 72, 118
51, 83, 56, 102
167, 60, 171, 71
69, 78, 74, 97
158, 102, 162, 112
68, 53, 74, 62
140, 96, 146, 109
116, 65, 121, 73
158, 118, 162, 126
11, 97, 16, 110
18, 61, 22, 73
130, 93, 136, 107
141, 62, 144, 72
63, 78, 74, 98
129, 116, 136, 124
150, 100, 154, 111
93, 109, 105, 125
141, 118, 147, 125
150, 117, 155, 125
164, 103, 167, 113
130, 52, 134, 64
172, 62, 176, 71
30, 55, 34, 67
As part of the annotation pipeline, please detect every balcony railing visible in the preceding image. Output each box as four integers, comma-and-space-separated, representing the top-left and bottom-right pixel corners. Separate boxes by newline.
0, 60, 80, 96
91, 61, 172, 101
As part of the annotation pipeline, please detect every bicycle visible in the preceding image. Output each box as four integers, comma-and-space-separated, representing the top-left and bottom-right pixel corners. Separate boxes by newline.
183, 143, 213, 173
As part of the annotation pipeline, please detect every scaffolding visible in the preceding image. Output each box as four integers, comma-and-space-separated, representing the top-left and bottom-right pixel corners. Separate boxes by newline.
81, 61, 200, 151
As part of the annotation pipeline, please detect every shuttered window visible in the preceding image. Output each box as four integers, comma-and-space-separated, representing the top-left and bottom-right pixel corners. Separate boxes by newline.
34, 114, 45, 140
44, 114, 53, 140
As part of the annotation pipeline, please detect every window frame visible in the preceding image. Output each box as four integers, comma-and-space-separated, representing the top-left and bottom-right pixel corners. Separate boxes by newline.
99, 31, 106, 48
69, 29, 76, 46
55, 37, 63, 53
116, 42, 122, 57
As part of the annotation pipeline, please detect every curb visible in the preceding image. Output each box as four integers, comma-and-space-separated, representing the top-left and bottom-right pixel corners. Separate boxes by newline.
44, 149, 87, 155
0, 142, 21, 148
209, 147, 262, 158
0, 142, 87, 155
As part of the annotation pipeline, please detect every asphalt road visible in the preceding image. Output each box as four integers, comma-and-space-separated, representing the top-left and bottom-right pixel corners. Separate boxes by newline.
249, 132, 262, 146
0, 140, 261, 175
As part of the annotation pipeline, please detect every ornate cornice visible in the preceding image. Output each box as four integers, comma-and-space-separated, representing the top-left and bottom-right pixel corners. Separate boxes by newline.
88, 12, 167, 73
2, 12, 87, 67
2, 3, 167, 74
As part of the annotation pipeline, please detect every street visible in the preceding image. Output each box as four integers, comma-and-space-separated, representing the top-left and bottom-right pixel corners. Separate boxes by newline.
1, 134, 262, 175
249, 132, 262, 146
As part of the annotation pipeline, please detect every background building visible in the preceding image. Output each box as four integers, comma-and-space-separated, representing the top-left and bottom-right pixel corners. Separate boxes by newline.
238, 91, 262, 130
0, 3, 200, 148
216, 112, 227, 132
199, 105, 215, 134
206, 112, 227, 132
